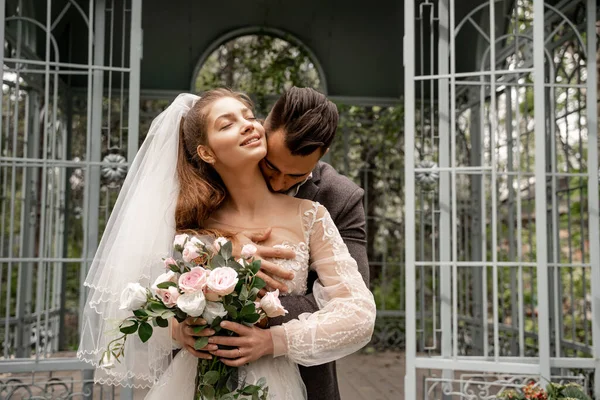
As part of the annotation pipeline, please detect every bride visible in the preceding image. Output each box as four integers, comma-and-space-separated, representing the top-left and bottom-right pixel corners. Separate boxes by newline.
77, 90, 376, 399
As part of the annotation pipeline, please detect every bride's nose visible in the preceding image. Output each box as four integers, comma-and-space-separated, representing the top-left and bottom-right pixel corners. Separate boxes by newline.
241, 120, 254, 134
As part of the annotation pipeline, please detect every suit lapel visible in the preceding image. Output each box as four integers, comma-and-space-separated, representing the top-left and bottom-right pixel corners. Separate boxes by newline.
296, 179, 320, 200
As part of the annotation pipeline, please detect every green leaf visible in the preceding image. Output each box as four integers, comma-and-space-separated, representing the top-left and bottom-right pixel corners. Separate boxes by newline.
250, 260, 261, 274
201, 384, 215, 400
242, 313, 261, 324
155, 316, 169, 328
148, 301, 168, 312
220, 241, 233, 260
160, 310, 175, 320
211, 254, 226, 268
253, 277, 266, 290
138, 322, 153, 343
192, 325, 209, 334
256, 377, 266, 387
133, 309, 148, 318
202, 371, 220, 386
226, 259, 242, 271
194, 336, 209, 350
168, 264, 180, 273
239, 286, 249, 301
252, 392, 259, 400
156, 281, 177, 289
240, 303, 256, 316
119, 320, 138, 335
248, 288, 260, 301
242, 385, 260, 395
210, 317, 223, 329
224, 305, 238, 319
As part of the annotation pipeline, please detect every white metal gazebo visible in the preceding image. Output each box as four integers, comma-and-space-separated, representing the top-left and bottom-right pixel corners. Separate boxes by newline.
0, 0, 598, 399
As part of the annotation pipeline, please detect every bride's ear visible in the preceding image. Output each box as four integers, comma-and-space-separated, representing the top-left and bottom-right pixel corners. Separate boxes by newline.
197, 145, 216, 165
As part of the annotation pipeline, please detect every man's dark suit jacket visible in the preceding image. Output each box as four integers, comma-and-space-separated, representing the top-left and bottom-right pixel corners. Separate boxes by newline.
270, 161, 370, 400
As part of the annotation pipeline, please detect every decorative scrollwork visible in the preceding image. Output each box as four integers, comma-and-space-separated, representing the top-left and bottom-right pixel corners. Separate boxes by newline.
0, 375, 113, 399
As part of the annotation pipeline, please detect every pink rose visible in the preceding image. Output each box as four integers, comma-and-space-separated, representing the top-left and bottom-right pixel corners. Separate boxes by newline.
173, 234, 189, 249
241, 244, 257, 259
179, 267, 209, 293
206, 267, 239, 296
213, 237, 229, 252
182, 241, 201, 262
163, 257, 177, 269
160, 286, 180, 308
260, 289, 287, 318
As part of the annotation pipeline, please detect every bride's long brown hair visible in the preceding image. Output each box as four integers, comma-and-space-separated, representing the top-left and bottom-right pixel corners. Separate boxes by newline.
176, 88, 254, 232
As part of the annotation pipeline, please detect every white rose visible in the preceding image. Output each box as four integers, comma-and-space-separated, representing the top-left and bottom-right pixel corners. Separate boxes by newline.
202, 301, 228, 324
241, 244, 257, 259
260, 289, 287, 318
151, 270, 178, 295
206, 267, 239, 296
173, 234, 189, 249
176, 290, 207, 317
119, 283, 148, 311
213, 237, 229, 252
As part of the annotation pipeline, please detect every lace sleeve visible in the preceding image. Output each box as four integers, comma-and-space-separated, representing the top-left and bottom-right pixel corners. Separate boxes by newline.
270, 203, 376, 366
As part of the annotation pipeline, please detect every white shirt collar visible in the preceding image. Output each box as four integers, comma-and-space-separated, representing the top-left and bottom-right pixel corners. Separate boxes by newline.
286, 172, 313, 197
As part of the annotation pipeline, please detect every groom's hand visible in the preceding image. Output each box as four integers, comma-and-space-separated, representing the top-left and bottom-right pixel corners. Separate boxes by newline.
235, 229, 295, 294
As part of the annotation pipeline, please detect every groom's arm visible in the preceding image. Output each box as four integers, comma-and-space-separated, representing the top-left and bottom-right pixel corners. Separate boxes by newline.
270, 187, 368, 326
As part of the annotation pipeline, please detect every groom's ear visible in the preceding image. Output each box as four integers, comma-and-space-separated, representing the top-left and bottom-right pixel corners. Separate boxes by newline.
197, 145, 216, 165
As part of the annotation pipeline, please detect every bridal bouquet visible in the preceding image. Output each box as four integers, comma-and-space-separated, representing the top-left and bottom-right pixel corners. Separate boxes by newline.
100, 234, 288, 400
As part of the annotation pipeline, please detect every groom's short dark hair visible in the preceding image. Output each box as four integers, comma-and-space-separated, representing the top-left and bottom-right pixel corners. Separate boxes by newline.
266, 87, 338, 156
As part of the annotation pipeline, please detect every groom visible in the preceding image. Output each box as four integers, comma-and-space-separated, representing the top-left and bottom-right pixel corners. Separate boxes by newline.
252, 87, 370, 400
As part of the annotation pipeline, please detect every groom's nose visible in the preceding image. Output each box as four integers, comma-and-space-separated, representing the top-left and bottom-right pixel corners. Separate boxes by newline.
268, 175, 288, 193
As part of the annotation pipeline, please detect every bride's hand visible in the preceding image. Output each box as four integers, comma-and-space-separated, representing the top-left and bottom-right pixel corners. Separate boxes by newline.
172, 317, 218, 360
207, 320, 273, 367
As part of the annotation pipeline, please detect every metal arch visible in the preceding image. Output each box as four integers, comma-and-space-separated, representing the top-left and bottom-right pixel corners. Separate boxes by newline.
51, 0, 91, 31
188, 26, 329, 95
454, 0, 504, 36
476, 33, 556, 74
455, 0, 588, 58
5, 16, 60, 62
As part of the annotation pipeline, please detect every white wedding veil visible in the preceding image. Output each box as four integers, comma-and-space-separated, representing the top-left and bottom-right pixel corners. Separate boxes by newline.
77, 93, 200, 388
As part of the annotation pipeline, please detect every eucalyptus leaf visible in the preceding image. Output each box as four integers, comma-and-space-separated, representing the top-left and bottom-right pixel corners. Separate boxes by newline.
194, 336, 209, 350
242, 385, 260, 395
211, 254, 226, 268
221, 241, 233, 260
192, 325, 209, 334
226, 259, 242, 271
201, 384, 215, 400
202, 371, 220, 386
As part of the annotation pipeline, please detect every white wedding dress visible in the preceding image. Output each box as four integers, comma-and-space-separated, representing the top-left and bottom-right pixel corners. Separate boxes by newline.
144, 201, 376, 399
